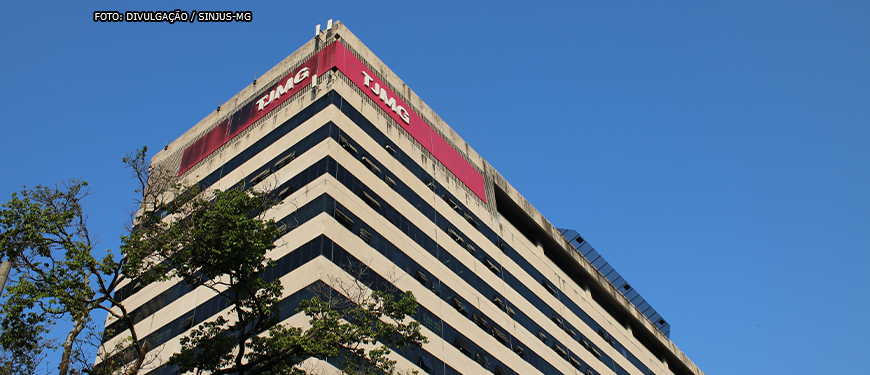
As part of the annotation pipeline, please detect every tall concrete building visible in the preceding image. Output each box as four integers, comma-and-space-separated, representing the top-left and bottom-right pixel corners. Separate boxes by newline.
102, 21, 705, 375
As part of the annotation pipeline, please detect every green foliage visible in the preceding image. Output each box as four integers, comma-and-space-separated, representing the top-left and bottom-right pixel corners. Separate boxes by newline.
167, 289, 426, 375
125, 185, 426, 374
0, 180, 128, 375
0, 146, 427, 375
0, 276, 53, 371
288, 290, 426, 375
0, 147, 161, 375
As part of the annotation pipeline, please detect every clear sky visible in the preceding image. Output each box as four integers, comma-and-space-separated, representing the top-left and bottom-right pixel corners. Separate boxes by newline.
2, 1, 868, 374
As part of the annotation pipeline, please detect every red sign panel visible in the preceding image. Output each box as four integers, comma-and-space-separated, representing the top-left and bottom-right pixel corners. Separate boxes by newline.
179, 41, 487, 203
178, 60, 317, 176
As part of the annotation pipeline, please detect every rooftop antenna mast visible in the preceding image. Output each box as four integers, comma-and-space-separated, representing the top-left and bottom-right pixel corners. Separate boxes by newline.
314, 19, 334, 49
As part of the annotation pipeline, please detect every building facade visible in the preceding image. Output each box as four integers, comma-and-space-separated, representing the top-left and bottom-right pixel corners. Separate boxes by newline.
101, 21, 705, 375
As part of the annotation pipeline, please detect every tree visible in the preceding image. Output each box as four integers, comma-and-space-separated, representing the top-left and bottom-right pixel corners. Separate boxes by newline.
0, 179, 150, 375
0, 146, 427, 374
122, 168, 427, 374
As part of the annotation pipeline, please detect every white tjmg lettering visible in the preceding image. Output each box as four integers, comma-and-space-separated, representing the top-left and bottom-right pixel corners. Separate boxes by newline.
396, 106, 410, 125
382, 92, 397, 112
361, 70, 373, 87
360, 70, 408, 125
275, 78, 292, 96
256, 92, 274, 111
294, 67, 310, 84
256, 95, 269, 111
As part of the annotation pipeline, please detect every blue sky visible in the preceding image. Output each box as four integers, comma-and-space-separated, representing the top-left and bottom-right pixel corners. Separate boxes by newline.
2, 1, 868, 374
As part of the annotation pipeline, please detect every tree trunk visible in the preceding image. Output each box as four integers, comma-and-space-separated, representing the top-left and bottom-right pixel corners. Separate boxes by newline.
125, 341, 149, 375
59, 314, 86, 375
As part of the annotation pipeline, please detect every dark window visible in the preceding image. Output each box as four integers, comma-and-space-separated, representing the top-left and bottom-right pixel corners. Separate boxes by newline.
277, 186, 293, 200
465, 243, 476, 255
492, 295, 504, 309
464, 212, 478, 227
417, 355, 433, 373
564, 325, 576, 338
589, 345, 601, 358
451, 297, 467, 316
250, 169, 271, 186
360, 190, 380, 210
552, 342, 567, 359
490, 326, 508, 344
446, 228, 463, 245
415, 270, 428, 285
514, 344, 525, 358
274, 151, 296, 170
384, 175, 397, 189
384, 143, 396, 155
474, 351, 489, 368
454, 337, 472, 356
483, 258, 500, 274
180, 315, 194, 331
358, 228, 371, 243
569, 355, 582, 369
334, 208, 354, 230
442, 194, 460, 211
276, 222, 289, 236
338, 135, 357, 155
542, 280, 558, 296
361, 156, 381, 175
429, 282, 442, 297
551, 314, 564, 328
471, 311, 488, 330
598, 328, 614, 345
